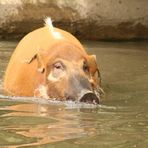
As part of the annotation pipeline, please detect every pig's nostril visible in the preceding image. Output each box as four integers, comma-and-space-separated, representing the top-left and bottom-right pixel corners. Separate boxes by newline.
80, 93, 100, 104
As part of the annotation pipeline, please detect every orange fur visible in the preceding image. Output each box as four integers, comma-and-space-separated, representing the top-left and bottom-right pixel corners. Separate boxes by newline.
4, 26, 100, 98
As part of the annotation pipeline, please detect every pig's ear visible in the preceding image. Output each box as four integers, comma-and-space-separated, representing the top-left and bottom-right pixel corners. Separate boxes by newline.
22, 54, 37, 64
36, 53, 45, 73
88, 55, 98, 75
23, 50, 46, 73
88, 54, 101, 85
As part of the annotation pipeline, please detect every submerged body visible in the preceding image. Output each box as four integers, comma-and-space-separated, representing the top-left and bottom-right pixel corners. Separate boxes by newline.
4, 18, 102, 104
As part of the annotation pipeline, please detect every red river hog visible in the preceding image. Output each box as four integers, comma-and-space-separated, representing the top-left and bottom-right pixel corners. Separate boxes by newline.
4, 17, 102, 104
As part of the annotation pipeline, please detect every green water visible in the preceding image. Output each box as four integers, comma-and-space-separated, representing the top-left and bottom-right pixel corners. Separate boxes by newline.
0, 41, 148, 148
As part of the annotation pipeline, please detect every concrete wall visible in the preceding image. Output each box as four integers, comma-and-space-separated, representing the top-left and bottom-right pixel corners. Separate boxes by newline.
0, 0, 148, 40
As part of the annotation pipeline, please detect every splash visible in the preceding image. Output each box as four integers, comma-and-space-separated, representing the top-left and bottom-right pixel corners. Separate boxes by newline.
0, 94, 100, 109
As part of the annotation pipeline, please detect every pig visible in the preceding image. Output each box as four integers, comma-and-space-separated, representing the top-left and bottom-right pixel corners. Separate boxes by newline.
4, 17, 103, 104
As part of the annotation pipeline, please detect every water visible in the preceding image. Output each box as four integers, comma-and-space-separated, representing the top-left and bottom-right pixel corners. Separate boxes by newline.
0, 40, 148, 148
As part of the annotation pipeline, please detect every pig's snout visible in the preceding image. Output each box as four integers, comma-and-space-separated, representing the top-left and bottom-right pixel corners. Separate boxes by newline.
80, 92, 100, 104
66, 74, 100, 104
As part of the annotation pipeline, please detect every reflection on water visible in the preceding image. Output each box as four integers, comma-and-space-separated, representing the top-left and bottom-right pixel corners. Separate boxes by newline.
0, 41, 148, 147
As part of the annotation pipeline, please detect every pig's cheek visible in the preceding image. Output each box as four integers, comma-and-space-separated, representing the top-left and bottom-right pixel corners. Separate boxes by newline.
34, 85, 49, 99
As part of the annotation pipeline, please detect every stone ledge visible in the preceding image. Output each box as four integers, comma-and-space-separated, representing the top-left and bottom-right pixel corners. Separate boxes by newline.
0, 0, 148, 40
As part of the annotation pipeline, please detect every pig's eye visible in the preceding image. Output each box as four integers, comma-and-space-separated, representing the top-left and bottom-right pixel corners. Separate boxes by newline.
48, 62, 65, 81
53, 62, 64, 70
83, 61, 89, 72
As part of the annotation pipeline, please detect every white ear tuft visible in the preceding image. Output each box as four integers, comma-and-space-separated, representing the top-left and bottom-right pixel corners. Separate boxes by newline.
44, 17, 54, 33
44, 17, 62, 39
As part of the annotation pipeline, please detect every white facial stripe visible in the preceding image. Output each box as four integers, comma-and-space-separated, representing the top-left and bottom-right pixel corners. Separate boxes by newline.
44, 17, 62, 39
47, 72, 65, 82
47, 73, 59, 82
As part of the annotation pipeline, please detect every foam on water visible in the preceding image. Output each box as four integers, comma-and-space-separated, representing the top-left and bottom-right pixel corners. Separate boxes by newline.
0, 94, 120, 110
0, 94, 103, 109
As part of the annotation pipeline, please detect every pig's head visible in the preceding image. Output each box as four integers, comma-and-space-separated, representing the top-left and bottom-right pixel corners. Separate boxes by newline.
31, 42, 103, 104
